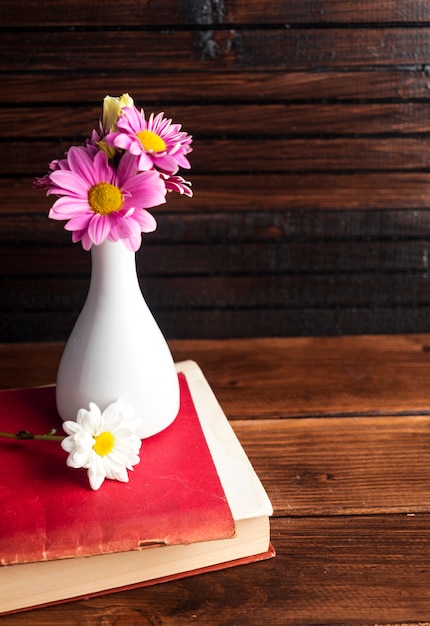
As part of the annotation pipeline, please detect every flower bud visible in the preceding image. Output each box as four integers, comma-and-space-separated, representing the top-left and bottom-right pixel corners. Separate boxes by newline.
102, 93, 134, 132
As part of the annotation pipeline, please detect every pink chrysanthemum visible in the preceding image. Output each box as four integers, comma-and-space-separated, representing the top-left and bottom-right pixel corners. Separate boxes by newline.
105, 106, 192, 174
47, 145, 166, 251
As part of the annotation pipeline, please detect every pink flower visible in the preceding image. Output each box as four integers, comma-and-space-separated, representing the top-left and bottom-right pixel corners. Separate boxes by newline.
161, 173, 193, 197
47, 145, 166, 251
106, 106, 192, 174
34, 95, 193, 253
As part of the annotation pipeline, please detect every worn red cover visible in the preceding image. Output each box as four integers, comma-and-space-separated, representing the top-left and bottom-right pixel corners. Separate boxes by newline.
0, 375, 235, 566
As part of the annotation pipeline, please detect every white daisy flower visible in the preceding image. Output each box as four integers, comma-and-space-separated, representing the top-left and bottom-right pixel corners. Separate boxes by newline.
61, 399, 142, 490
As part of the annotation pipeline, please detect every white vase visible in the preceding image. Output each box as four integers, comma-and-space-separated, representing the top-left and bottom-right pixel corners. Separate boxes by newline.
55, 240, 180, 439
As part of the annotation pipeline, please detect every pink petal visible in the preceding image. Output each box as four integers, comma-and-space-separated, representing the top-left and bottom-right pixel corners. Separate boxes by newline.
154, 153, 179, 174
88, 214, 112, 245
133, 208, 157, 232
122, 232, 142, 251
67, 146, 98, 186
49, 196, 90, 218
118, 106, 145, 134
113, 133, 138, 153
137, 151, 156, 171
48, 170, 89, 198
104, 130, 120, 147
64, 212, 93, 231
116, 151, 140, 184
71, 229, 85, 244
107, 213, 133, 240
81, 231, 94, 250
122, 174, 166, 210
174, 153, 191, 169
93, 150, 114, 183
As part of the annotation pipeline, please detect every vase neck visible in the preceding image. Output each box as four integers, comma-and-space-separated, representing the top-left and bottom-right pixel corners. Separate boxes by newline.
89, 240, 140, 294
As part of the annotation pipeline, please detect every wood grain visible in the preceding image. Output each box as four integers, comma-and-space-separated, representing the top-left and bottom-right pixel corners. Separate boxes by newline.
2, 69, 429, 102
4, 174, 430, 215
3, 0, 430, 26
6, 103, 430, 138
5, 239, 430, 277
170, 335, 430, 418
4, 306, 430, 342
2, 516, 430, 625
3, 335, 430, 416
4, 29, 430, 72
3, 0, 430, 341
5, 272, 430, 312
235, 415, 430, 515
6, 137, 430, 176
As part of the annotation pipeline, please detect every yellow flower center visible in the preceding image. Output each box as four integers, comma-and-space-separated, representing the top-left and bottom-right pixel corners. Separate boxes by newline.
88, 182, 123, 215
136, 130, 166, 153
93, 431, 115, 456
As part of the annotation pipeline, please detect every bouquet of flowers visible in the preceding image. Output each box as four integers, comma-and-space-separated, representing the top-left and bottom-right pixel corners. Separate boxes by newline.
34, 93, 193, 251
8, 95, 194, 490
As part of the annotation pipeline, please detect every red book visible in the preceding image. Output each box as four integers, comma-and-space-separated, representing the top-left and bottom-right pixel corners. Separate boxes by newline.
0, 361, 274, 614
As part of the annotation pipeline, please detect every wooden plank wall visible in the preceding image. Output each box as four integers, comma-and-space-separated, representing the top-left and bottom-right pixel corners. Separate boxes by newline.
2, 0, 430, 341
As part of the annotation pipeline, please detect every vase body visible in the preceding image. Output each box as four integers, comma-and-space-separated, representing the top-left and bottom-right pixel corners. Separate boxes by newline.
55, 240, 180, 439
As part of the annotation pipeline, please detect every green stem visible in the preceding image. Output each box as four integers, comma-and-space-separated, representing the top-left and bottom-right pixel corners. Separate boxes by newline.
0, 430, 65, 441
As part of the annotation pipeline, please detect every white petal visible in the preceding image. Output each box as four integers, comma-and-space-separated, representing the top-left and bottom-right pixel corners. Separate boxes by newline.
60, 435, 75, 452
81, 404, 102, 433
87, 457, 107, 490
62, 420, 84, 436
66, 451, 91, 469
64, 398, 142, 489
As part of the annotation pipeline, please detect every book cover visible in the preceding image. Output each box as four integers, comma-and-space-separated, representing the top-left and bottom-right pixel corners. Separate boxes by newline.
0, 371, 235, 565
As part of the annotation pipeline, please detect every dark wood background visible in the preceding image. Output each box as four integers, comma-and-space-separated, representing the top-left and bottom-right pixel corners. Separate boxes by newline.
3, 0, 430, 342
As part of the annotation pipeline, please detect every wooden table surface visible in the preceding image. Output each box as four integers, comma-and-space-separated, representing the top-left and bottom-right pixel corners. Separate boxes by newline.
2, 334, 430, 625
